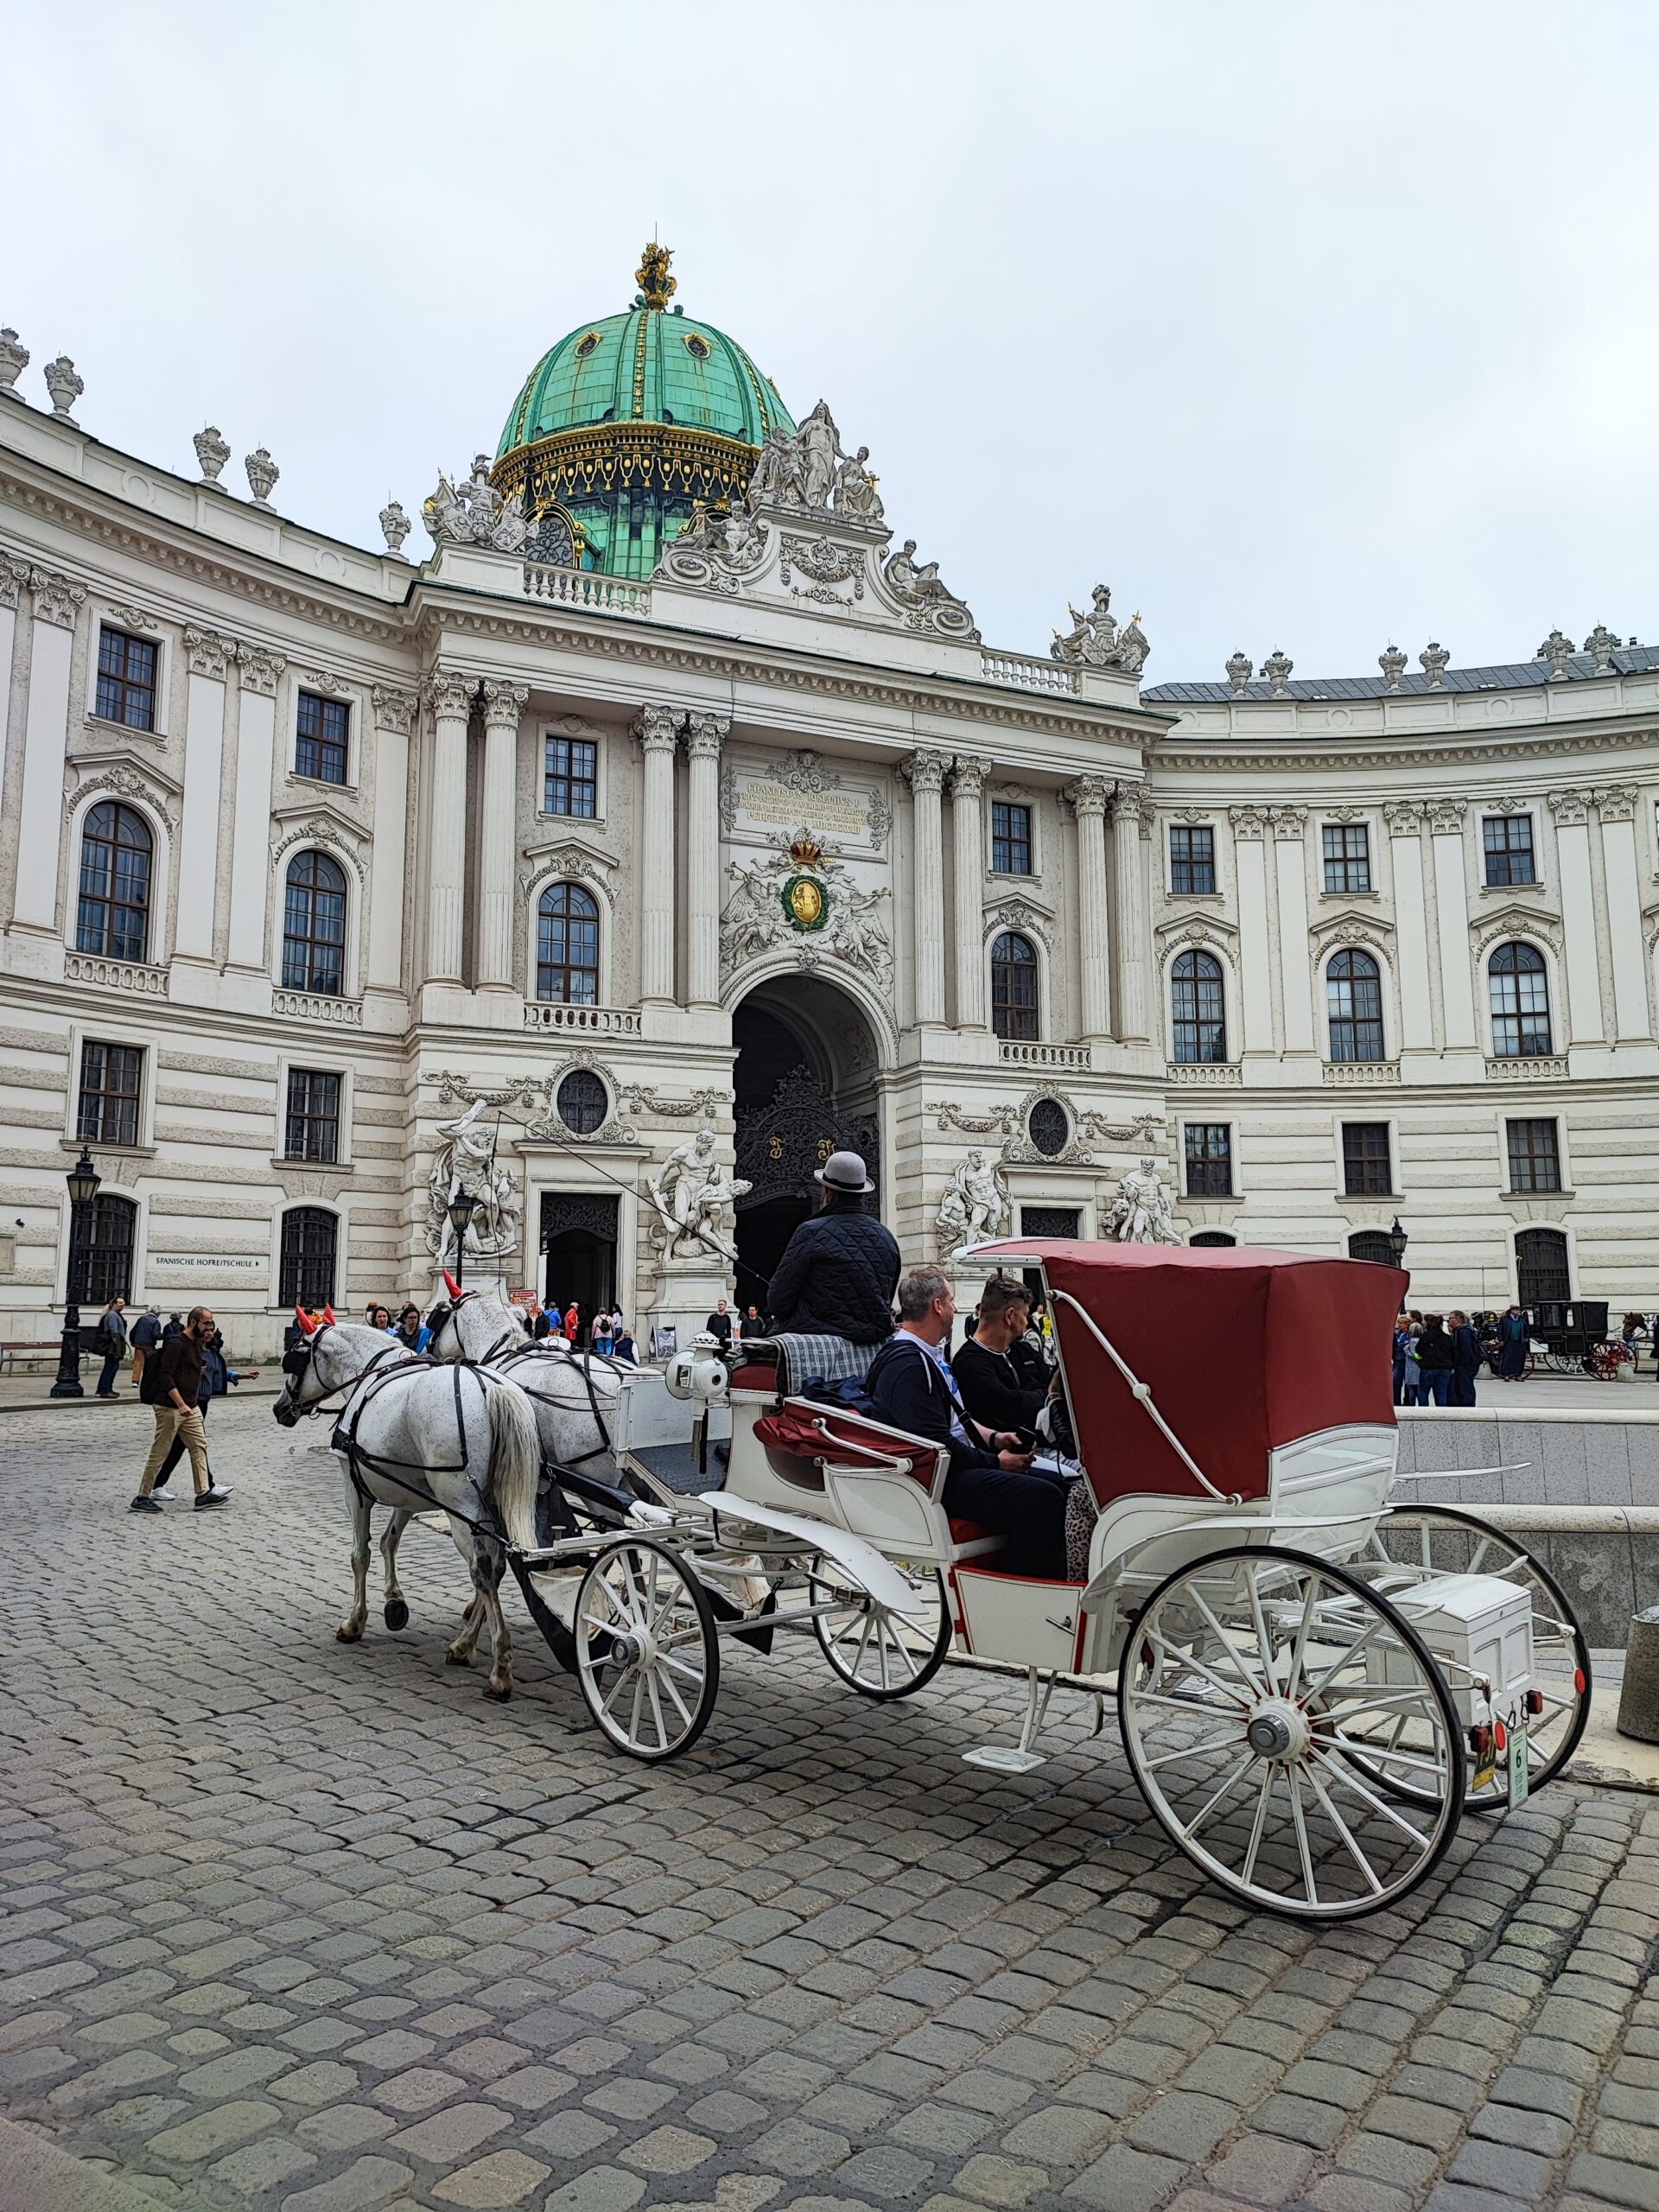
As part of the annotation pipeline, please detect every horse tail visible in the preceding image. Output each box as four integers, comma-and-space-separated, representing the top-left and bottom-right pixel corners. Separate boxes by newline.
484, 1378, 541, 1554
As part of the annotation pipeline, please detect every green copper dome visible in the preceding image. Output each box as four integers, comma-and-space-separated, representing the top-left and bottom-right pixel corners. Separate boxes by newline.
492, 245, 796, 581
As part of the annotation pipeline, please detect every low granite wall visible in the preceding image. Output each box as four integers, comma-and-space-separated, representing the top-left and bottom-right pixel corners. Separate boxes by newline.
1395, 1406, 1659, 1508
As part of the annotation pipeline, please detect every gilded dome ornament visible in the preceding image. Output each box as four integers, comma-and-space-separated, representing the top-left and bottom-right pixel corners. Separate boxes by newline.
635, 241, 677, 311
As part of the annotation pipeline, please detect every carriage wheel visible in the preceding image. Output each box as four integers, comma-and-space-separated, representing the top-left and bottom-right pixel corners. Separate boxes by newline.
1357, 1505, 1591, 1809
810, 1560, 951, 1700
1119, 1544, 1463, 1921
573, 1539, 719, 1761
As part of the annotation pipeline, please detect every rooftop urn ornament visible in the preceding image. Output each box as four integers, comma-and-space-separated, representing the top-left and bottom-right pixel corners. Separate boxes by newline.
245, 446, 280, 507
193, 425, 229, 483
1224, 652, 1254, 695
1536, 628, 1574, 679
1419, 642, 1450, 689
379, 498, 411, 559
43, 354, 83, 423
0, 327, 28, 396
1378, 643, 1407, 691
635, 239, 677, 311
1584, 623, 1621, 673
1262, 649, 1294, 697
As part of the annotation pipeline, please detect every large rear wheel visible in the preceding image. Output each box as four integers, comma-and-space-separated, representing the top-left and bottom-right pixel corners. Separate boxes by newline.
573, 1539, 719, 1761
1119, 1544, 1464, 1921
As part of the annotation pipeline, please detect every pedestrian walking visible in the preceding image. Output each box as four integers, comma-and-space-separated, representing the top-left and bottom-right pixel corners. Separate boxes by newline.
1495, 1303, 1530, 1379
162, 1311, 185, 1342
1402, 1316, 1422, 1402
563, 1301, 581, 1344
1448, 1310, 1482, 1406
1391, 1312, 1411, 1406
1414, 1315, 1456, 1406
130, 1306, 232, 1513
92, 1295, 128, 1396
592, 1311, 615, 1357
128, 1305, 162, 1389
149, 1325, 240, 1499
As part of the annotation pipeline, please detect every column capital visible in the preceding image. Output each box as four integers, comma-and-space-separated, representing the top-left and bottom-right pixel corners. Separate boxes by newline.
236, 643, 286, 695
1547, 786, 1591, 827
634, 703, 679, 754
1228, 804, 1268, 838
1597, 785, 1639, 823
1065, 774, 1112, 821
480, 678, 530, 732
683, 709, 730, 759
950, 753, 986, 798
1269, 804, 1308, 841
1382, 800, 1424, 836
423, 668, 477, 721
0, 552, 31, 611
1425, 796, 1468, 834
1109, 781, 1155, 835
28, 566, 86, 628
899, 747, 951, 795
372, 684, 419, 737
183, 626, 237, 680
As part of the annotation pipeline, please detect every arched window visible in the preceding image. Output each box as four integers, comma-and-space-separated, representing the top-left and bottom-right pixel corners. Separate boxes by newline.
1489, 942, 1551, 1057
282, 850, 347, 995
1171, 950, 1226, 1063
536, 883, 600, 1004
279, 1207, 337, 1310
1347, 1230, 1395, 1266
67, 1192, 137, 1306
1190, 1230, 1237, 1248
1515, 1226, 1570, 1313
75, 802, 152, 963
1327, 949, 1385, 1063
990, 931, 1039, 1040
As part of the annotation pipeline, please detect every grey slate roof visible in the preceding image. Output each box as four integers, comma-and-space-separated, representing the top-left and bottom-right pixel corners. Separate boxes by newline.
1143, 642, 1659, 704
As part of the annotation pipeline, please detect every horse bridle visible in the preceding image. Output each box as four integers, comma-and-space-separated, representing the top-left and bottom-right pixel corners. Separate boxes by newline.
282, 1324, 417, 1417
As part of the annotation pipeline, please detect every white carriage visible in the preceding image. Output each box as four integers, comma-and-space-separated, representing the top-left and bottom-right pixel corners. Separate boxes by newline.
505, 1243, 1591, 1921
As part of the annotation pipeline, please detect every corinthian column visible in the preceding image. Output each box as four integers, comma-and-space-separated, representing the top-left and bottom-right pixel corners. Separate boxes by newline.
635, 705, 679, 1001
950, 756, 987, 1028
683, 711, 728, 1007
1111, 785, 1152, 1043
478, 680, 528, 989
423, 670, 475, 983
1066, 775, 1113, 1039
903, 749, 950, 1025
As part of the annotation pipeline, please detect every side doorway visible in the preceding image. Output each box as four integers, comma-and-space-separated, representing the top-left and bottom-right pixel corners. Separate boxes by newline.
540, 1192, 618, 1324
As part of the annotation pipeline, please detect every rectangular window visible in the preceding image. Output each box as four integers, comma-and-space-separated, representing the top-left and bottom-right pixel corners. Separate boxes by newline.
284, 1069, 341, 1163
1484, 815, 1536, 887
1184, 1123, 1233, 1198
76, 1040, 143, 1147
990, 800, 1033, 876
544, 734, 599, 818
296, 690, 350, 785
1169, 824, 1216, 894
1323, 823, 1371, 894
1342, 1122, 1393, 1197
1506, 1117, 1561, 1193
94, 626, 157, 732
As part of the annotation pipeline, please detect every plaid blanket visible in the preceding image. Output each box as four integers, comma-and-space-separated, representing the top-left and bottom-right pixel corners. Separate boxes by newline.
772, 1332, 879, 1395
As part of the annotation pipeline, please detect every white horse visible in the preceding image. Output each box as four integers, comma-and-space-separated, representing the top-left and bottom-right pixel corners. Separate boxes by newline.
423, 1277, 630, 1488
272, 1309, 542, 1700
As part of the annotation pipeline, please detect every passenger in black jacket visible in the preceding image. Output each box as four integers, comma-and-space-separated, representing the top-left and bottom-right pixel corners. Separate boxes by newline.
766, 1152, 899, 1344
867, 1266, 1068, 1580
1414, 1315, 1456, 1407
951, 1274, 1047, 1434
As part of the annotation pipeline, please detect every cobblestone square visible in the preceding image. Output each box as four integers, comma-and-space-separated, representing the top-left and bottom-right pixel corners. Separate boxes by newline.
3, 1400, 1656, 2212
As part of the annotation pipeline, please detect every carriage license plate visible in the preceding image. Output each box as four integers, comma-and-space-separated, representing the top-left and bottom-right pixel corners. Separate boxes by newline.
1508, 1718, 1529, 1807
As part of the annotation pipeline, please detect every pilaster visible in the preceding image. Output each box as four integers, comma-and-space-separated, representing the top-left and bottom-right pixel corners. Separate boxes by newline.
478, 679, 529, 991
950, 754, 987, 1030
423, 669, 475, 985
684, 710, 728, 1008
635, 704, 679, 1003
901, 748, 950, 1026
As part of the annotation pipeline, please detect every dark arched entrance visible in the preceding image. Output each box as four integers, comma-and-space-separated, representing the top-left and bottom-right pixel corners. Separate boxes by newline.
732, 977, 883, 1306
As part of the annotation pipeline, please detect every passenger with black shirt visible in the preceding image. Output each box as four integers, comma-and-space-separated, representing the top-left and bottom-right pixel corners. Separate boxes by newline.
952, 1275, 1047, 1435
705, 1300, 734, 1348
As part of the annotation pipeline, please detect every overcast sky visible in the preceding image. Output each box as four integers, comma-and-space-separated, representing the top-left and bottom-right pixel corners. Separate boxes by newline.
7, 0, 1659, 683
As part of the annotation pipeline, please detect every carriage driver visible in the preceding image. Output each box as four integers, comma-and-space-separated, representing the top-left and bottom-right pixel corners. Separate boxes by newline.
765, 1150, 900, 1344
865, 1266, 1069, 1580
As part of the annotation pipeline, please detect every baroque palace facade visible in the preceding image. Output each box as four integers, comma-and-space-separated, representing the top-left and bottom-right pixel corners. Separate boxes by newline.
1, 250, 1656, 1354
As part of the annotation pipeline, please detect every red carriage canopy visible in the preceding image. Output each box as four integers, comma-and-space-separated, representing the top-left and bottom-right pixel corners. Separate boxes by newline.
972, 1242, 1407, 1506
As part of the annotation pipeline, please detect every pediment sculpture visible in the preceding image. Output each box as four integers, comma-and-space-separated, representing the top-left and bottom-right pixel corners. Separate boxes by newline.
745, 401, 885, 524
719, 830, 893, 990
423, 454, 534, 554
1051, 584, 1150, 675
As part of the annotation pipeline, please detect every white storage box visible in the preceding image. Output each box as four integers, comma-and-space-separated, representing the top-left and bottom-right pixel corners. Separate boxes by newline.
1385, 1572, 1533, 1726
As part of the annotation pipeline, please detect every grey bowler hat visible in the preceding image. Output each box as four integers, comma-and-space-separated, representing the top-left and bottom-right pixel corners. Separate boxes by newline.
816, 1149, 876, 1194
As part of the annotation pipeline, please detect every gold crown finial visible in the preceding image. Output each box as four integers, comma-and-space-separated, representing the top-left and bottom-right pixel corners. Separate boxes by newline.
635, 241, 677, 310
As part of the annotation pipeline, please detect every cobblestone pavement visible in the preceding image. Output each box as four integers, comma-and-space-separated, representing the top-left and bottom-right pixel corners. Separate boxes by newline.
3, 1399, 1656, 2212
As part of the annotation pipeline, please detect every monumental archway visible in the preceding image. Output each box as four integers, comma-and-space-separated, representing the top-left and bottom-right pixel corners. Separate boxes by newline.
731, 974, 886, 1303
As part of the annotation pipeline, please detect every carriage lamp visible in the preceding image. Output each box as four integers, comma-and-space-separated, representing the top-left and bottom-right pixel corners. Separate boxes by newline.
1387, 1217, 1408, 1266
447, 1185, 478, 1287
50, 1147, 102, 1399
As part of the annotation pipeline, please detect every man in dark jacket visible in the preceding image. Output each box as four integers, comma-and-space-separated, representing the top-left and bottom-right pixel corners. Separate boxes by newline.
130, 1306, 232, 1513
1414, 1315, 1456, 1406
952, 1275, 1047, 1434
867, 1267, 1067, 1580
1447, 1310, 1482, 1406
766, 1152, 899, 1344
705, 1300, 734, 1348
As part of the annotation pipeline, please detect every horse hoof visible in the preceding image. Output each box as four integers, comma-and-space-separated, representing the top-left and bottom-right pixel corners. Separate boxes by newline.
336, 1623, 364, 1643
384, 1599, 410, 1632
485, 1678, 512, 1702
445, 1645, 471, 1668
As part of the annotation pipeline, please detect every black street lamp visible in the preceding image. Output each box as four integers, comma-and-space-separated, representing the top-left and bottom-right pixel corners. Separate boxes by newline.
51, 1146, 102, 1400
447, 1185, 478, 1289
1387, 1216, 1408, 1268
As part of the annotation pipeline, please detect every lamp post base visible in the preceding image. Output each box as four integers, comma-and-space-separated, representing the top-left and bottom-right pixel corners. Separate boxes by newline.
49, 1305, 85, 1398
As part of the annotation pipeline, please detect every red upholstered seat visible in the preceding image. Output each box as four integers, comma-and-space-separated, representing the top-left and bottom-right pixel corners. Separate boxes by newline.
728, 1363, 778, 1393
753, 1402, 946, 1497
949, 1516, 993, 1545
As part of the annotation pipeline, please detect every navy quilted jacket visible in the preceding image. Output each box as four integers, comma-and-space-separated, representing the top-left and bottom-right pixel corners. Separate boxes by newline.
766, 1205, 901, 1344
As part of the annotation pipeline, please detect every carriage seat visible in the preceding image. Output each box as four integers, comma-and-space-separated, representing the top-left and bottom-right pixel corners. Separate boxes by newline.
753, 1396, 1005, 1565
729, 1333, 877, 1400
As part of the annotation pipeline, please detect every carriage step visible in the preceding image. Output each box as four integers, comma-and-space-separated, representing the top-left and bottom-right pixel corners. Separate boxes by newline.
963, 1746, 1049, 1773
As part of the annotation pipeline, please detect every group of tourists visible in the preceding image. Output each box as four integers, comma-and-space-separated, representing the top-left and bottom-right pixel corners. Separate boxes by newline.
529, 1300, 638, 1363
1392, 1305, 1536, 1404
